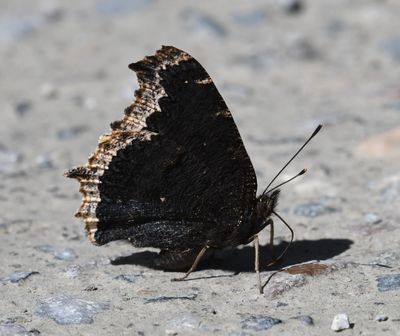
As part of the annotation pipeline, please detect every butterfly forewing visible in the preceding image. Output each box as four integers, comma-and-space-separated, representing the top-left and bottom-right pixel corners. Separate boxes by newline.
66, 46, 257, 248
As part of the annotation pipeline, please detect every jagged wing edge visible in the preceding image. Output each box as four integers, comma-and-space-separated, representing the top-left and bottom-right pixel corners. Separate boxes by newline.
64, 46, 191, 244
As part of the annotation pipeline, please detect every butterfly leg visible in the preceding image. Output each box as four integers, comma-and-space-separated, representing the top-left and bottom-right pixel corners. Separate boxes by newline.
269, 219, 276, 261
253, 235, 263, 294
171, 245, 210, 281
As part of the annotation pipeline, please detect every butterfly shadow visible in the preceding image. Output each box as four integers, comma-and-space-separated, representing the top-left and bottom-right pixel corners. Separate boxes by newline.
111, 238, 353, 273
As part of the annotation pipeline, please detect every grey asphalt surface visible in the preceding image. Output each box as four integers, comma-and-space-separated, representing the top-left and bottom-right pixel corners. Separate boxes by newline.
1, 1, 400, 335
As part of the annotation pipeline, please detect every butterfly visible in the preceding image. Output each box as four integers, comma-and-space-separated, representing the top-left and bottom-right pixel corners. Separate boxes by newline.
65, 46, 321, 293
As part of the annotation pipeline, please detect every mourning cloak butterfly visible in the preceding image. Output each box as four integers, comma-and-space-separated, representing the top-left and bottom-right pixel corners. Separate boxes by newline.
65, 46, 321, 293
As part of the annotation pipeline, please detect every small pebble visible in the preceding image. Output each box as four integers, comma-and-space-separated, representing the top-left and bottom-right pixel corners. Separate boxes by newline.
293, 202, 338, 218
325, 19, 345, 35
228, 332, 252, 336
375, 315, 388, 322
264, 273, 307, 297
41, 6, 65, 23
0, 321, 30, 335
381, 181, 400, 203
285, 262, 330, 276
0, 147, 21, 172
82, 97, 97, 110
29, 328, 41, 335
35, 154, 55, 169
165, 313, 205, 334
63, 265, 81, 278
40, 83, 58, 99
84, 285, 98, 291
292, 315, 314, 326
0, 17, 40, 42
34, 244, 78, 261
0, 271, 39, 283
369, 174, 400, 203
165, 331, 178, 336
382, 36, 400, 62
277, 0, 304, 14
364, 213, 382, 224
377, 274, 400, 292
369, 251, 399, 268
221, 83, 253, 101
276, 302, 288, 308
14, 100, 32, 116
181, 9, 226, 38
331, 313, 350, 331
56, 126, 87, 140
234, 10, 267, 26
97, 0, 154, 15
36, 295, 108, 325
288, 35, 318, 60
240, 314, 282, 331
236, 51, 275, 70
71, 95, 97, 110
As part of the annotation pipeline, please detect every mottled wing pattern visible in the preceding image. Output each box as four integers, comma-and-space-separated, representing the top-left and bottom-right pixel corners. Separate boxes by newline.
65, 46, 257, 249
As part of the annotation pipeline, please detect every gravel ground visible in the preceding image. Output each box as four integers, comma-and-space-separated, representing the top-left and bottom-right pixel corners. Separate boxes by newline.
1, 0, 400, 335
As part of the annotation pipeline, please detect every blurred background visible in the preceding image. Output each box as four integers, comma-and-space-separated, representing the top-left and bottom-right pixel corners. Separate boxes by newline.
1, 0, 400, 334
1, 0, 400, 175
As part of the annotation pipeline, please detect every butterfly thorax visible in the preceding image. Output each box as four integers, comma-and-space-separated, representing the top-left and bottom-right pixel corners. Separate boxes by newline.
245, 189, 280, 243
223, 190, 279, 247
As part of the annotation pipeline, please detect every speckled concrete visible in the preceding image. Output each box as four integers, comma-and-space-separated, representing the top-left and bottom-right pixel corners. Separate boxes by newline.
1, 0, 400, 335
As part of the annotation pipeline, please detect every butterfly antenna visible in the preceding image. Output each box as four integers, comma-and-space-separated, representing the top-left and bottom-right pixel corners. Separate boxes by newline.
261, 124, 322, 197
267, 168, 307, 193
265, 211, 294, 268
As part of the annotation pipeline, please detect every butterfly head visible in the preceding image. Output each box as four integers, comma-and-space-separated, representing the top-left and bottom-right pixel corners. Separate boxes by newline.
250, 189, 280, 236
257, 189, 280, 212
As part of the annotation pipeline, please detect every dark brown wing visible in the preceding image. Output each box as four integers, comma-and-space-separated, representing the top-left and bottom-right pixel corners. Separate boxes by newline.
65, 46, 257, 248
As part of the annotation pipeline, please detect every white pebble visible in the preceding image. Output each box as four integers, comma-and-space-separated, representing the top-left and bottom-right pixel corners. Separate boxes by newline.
331, 313, 350, 331
40, 82, 58, 99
